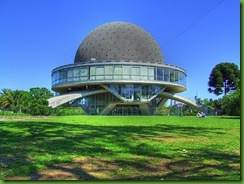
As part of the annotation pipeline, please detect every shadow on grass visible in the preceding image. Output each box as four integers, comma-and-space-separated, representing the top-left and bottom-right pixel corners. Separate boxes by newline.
132, 150, 240, 180
0, 120, 240, 180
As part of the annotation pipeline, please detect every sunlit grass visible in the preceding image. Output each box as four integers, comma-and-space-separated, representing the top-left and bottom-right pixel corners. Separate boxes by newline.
0, 115, 240, 180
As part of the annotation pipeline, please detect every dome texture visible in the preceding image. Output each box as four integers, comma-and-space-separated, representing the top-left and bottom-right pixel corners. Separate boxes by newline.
74, 22, 164, 64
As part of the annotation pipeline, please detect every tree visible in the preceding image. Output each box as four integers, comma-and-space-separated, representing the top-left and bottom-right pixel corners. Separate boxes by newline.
200, 98, 215, 110
0, 89, 13, 109
221, 91, 240, 116
213, 98, 222, 114
182, 105, 198, 116
208, 62, 239, 95
155, 104, 170, 115
221, 78, 240, 116
28, 87, 53, 115
10, 90, 30, 113
0, 89, 30, 113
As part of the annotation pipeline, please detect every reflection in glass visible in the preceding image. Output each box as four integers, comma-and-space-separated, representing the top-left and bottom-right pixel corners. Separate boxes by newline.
114, 65, 122, 79
52, 64, 186, 87
70, 92, 120, 115
107, 84, 163, 102
164, 68, 169, 82
110, 105, 141, 115
141, 66, 148, 80
105, 65, 113, 79
68, 69, 74, 82
96, 66, 104, 80
157, 67, 163, 81
123, 65, 131, 79
132, 66, 140, 80
74, 68, 80, 81
90, 66, 96, 80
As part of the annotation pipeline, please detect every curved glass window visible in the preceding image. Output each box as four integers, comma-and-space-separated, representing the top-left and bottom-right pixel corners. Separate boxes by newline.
148, 67, 154, 80
141, 66, 148, 80
81, 67, 88, 80
106, 84, 164, 102
132, 66, 140, 80
157, 67, 163, 81
123, 65, 131, 79
96, 66, 104, 80
74, 68, 80, 81
114, 65, 122, 79
90, 66, 96, 80
59, 69, 68, 84
164, 68, 169, 82
175, 71, 179, 82
67, 69, 74, 82
105, 65, 113, 79
52, 64, 186, 87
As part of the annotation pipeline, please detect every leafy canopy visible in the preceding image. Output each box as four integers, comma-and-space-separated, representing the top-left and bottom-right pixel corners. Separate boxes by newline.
208, 62, 239, 95
0, 89, 30, 113
0, 87, 54, 115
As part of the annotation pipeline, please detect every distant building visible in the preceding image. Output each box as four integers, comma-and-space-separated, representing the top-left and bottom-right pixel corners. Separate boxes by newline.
48, 22, 198, 115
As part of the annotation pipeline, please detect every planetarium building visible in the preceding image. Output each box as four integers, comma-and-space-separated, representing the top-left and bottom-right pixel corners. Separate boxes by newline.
49, 22, 197, 115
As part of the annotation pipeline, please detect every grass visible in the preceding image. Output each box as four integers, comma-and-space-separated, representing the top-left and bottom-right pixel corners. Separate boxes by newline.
0, 115, 240, 180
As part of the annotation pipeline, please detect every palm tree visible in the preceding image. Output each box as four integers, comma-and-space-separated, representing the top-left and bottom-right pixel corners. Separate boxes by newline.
0, 89, 30, 113
0, 89, 13, 110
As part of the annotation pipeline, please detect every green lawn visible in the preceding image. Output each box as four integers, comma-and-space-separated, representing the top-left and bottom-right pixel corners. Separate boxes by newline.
0, 116, 240, 180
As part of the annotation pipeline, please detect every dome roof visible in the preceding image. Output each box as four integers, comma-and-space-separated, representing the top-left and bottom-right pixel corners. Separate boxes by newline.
74, 22, 164, 64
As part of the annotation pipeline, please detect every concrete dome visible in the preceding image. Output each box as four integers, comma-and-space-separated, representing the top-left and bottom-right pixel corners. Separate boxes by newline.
74, 22, 164, 64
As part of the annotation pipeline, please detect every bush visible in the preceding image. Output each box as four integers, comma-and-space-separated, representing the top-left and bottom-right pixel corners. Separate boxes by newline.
221, 91, 240, 116
52, 107, 84, 116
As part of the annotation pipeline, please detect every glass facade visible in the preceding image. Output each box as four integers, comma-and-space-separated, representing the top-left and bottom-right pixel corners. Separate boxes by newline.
106, 84, 162, 102
148, 97, 162, 115
51, 62, 187, 115
71, 92, 121, 115
69, 84, 164, 115
109, 105, 141, 115
52, 64, 186, 87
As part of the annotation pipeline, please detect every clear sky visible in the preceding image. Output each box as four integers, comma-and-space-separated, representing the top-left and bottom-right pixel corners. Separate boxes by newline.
0, 0, 240, 101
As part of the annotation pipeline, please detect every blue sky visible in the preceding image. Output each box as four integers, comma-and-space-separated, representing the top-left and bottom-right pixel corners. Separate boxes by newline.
0, 0, 240, 101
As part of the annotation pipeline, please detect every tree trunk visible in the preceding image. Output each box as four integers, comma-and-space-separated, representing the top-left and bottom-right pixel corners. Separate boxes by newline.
224, 80, 227, 95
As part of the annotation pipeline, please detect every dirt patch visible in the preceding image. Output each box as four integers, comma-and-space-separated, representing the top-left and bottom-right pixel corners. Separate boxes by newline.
232, 149, 240, 155
24, 157, 172, 180
6, 155, 240, 180
30, 162, 96, 180
31, 168, 77, 180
